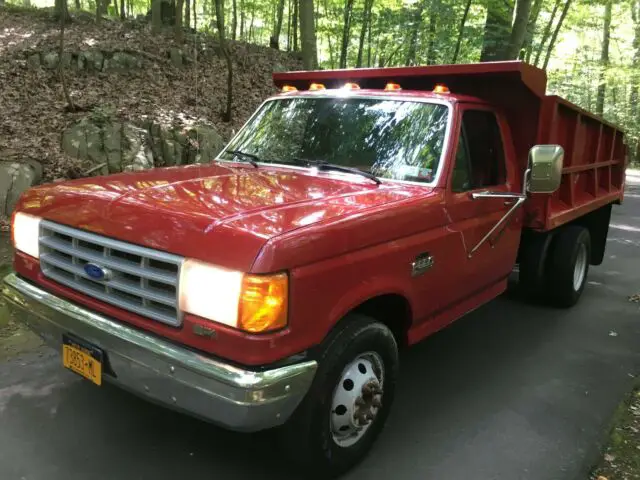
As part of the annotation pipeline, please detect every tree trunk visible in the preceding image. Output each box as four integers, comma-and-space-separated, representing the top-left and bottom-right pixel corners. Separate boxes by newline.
629, 1, 640, 124
74, 0, 80, 9
214, 0, 233, 121
249, 7, 255, 41
533, 0, 561, 66
505, 0, 533, 59
151, 0, 162, 33
58, 0, 76, 112
356, 0, 373, 67
425, 0, 438, 65
366, 8, 373, 66
184, 0, 190, 28
193, 0, 197, 29
292, 0, 298, 51
596, 0, 612, 116
405, 1, 424, 66
232, 0, 237, 39
95, 0, 108, 22
54, 0, 71, 22
452, 0, 472, 63
175, 0, 184, 41
323, 0, 335, 67
480, 0, 514, 61
299, 0, 318, 69
522, 0, 544, 62
271, 0, 285, 49
542, 0, 572, 70
239, 0, 244, 39
287, 0, 292, 50
339, 0, 355, 68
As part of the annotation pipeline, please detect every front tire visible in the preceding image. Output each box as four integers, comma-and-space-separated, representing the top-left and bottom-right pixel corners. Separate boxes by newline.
546, 226, 591, 308
280, 315, 399, 478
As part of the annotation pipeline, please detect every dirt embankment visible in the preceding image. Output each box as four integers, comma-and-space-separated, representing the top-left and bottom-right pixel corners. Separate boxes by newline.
0, 6, 301, 182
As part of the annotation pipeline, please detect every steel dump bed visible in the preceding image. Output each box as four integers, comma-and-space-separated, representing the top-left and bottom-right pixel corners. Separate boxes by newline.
273, 61, 626, 232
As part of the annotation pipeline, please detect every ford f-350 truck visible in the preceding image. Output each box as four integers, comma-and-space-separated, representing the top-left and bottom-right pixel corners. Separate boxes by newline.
2, 61, 626, 476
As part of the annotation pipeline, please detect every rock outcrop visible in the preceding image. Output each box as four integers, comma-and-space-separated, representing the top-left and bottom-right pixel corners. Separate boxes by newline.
61, 115, 225, 175
0, 160, 43, 218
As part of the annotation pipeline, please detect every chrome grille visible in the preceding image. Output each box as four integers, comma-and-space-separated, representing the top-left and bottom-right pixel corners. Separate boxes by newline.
39, 220, 183, 326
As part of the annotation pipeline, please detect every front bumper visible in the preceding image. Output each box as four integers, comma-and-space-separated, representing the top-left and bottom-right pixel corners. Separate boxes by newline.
1, 273, 317, 432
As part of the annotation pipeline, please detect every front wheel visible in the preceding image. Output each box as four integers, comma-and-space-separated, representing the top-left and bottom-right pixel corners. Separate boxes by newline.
280, 315, 399, 478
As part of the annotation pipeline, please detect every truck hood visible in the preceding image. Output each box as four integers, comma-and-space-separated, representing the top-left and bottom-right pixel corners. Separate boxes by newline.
17, 163, 427, 271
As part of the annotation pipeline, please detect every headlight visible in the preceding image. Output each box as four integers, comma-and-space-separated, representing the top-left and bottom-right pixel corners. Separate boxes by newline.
179, 259, 288, 333
11, 212, 41, 259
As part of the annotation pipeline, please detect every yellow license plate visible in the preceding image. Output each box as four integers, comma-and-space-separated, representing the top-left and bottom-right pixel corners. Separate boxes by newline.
62, 342, 102, 386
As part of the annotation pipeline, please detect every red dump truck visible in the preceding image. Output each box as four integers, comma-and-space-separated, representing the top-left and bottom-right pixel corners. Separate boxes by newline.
2, 61, 626, 476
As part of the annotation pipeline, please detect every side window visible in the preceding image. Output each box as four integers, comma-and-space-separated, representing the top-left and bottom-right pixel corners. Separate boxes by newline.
452, 110, 506, 191
451, 130, 471, 192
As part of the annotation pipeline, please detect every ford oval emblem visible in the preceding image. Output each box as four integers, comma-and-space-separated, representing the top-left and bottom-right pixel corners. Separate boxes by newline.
84, 263, 112, 281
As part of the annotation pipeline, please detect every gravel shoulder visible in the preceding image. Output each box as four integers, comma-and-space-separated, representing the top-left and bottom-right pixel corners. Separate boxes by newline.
591, 384, 640, 479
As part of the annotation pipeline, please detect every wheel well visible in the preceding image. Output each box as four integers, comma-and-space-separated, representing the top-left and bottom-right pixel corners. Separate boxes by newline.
570, 203, 612, 266
350, 294, 412, 348
517, 203, 613, 267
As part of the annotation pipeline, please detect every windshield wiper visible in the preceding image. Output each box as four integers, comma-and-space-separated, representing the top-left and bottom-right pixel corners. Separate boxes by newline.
293, 158, 381, 185
226, 150, 260, 168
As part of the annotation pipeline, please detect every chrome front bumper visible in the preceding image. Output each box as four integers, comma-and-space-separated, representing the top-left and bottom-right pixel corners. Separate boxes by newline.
1, 273, 317, 432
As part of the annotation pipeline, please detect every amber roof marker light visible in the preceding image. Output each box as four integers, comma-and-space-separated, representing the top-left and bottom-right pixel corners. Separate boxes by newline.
433, 84, 450, 94
281, 85, 297, 92
342, 82, 361, 90
309, 82, 326, 90
384, 82, 402, 91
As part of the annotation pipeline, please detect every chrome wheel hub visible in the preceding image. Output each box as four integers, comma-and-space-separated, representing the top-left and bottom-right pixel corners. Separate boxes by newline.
573, 243, 587, 291
330, 352, 384, 447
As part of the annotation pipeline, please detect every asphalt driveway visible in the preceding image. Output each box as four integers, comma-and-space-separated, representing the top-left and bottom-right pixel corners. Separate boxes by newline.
0, 176, 639, 480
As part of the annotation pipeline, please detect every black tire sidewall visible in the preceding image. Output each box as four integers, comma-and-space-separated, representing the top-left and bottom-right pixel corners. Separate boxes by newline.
283, 315, 399, 477
548, 226, 591, 307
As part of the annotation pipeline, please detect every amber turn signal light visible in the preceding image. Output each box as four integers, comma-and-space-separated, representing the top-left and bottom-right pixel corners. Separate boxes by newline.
239, 273, 288, 333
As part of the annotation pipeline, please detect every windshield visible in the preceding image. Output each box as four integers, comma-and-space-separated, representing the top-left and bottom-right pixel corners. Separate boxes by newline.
220, 96, 450, 184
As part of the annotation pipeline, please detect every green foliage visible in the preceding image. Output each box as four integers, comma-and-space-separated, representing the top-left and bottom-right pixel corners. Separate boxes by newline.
4, 0, 640, 160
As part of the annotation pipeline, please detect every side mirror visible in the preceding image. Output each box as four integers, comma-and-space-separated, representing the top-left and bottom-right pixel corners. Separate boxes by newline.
528, 145, 564, 193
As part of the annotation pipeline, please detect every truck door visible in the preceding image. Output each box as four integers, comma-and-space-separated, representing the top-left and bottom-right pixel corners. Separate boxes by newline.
445, 107, 522, 296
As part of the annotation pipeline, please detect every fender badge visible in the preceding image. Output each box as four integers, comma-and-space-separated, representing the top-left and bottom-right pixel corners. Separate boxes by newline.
411, 253, 434, 277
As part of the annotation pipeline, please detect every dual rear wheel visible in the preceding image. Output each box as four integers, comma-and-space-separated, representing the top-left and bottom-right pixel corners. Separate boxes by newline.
519, 225, 591, 307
